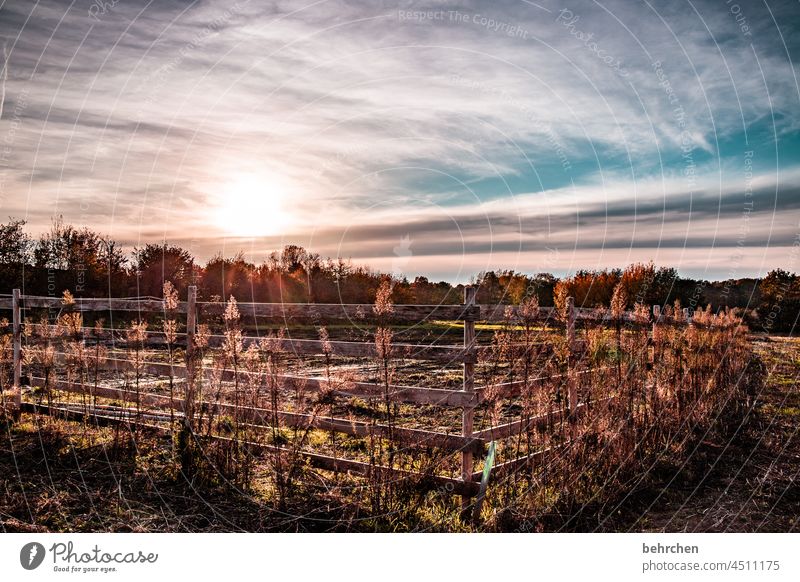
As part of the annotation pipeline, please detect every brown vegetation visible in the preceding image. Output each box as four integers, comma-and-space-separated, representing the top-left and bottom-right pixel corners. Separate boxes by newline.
0, 276, 781, 532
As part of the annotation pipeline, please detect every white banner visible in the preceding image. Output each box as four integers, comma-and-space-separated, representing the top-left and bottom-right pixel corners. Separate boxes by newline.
0, 533, 796, 581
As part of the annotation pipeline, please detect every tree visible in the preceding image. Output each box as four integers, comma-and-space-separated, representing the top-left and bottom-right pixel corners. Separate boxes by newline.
617, 262, 679, 307
555, 264, 684, 309
0, 218, 31, 265
557, 269, 621, 308
133, 243, 194, 298
32, 217, 127, 296
757, 269, 800, 332
528, 273, 556, 306
279, 245, 307, 274
200, 252, 256, 302
0, 218, 32, 289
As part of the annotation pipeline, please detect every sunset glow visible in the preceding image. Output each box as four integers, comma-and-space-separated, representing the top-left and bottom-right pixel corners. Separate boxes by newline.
0, 0, 798, 281
212, 173, 291, 238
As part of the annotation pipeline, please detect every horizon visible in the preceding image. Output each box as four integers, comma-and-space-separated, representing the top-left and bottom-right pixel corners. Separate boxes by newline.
1, 0, 799, 283
3, 215, 776, 286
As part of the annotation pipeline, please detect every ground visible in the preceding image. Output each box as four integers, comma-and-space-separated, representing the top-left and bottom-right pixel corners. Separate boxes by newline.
1, 335, 797, 533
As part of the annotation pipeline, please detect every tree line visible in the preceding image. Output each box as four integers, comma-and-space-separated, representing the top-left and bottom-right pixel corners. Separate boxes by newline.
0, 217, 796, 331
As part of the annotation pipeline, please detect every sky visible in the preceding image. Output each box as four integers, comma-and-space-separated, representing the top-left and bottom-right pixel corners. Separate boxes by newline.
0, 0, 799, 283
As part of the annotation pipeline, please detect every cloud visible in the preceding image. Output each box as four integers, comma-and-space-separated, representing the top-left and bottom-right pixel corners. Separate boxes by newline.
0, 0, 798, 280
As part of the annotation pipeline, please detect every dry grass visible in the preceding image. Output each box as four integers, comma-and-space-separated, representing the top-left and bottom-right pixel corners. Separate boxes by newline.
474, 299, 760, 530
0, 286, 787, 532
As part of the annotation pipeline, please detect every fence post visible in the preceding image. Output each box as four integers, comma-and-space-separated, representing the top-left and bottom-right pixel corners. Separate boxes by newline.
179, 285, 198, 476
651, 305, 661, 354
460, 285, 477, 515
566, 297, 577, 417
12, 288, 21, 418
185, 286, 197, 423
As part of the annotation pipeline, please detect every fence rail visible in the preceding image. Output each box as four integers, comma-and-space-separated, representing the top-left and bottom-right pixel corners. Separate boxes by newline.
3, 294, 711, 325
0, 295, 481, 322
2, 287, 707, 518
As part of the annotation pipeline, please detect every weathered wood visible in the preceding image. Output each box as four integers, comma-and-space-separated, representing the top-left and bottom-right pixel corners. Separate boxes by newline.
11, 294, 722, 329
20, 402, 172, 430
203, 336, 477, 364
28, 329, 474, 362
233, 407, 482, 453
200, 301, 481, 322
51, 353, 480, 408
21, 296, 173, 313
283, 413, 484, 453
479, 304, 651, 324
33, 377, 183, 412
566, 297, 576, 349
461, 285, 477, 514
566, 297, 578, 421
30, 376, 484, 453
284, 446, 479, 497
16, 295, 480, 322
20, 401, 480, 497
184, 286, 198, 436
12, 289, 21, 413
23, 326, 476, 362
83, 353, 612, 408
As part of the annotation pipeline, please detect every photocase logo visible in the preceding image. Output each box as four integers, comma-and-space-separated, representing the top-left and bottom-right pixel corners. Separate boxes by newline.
20, 542, 46, 570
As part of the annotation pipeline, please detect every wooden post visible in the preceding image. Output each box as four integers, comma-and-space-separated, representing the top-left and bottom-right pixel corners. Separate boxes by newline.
12, 288, 21, 417
180, 285, 198, 476
651, 304, 661, 362
683, 307, 691, 324
566, 297, 577, 417
461, 285, 477, 515
566, 296, 576, 348
649, 304, 660, 417
185, 285, 197, 423
651, 304, 660, 344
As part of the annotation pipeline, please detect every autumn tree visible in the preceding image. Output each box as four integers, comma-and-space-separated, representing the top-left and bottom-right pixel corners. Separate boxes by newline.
757, 269, 800, 332
0, 218, 32, 289
132, 243, 195, 298
33, 217, 127, 296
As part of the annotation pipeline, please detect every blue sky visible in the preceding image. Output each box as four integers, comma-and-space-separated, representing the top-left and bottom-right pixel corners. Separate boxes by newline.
0, 0, 799, 282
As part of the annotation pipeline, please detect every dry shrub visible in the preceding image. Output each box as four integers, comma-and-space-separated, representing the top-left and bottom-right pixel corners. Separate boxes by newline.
482, 303, 761, 527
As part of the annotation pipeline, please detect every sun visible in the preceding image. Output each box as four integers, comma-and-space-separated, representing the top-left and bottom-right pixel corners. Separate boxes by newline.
212, 173, 291, 237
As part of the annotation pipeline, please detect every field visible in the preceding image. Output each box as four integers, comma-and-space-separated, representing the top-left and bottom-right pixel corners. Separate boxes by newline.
0, 287, 795, 532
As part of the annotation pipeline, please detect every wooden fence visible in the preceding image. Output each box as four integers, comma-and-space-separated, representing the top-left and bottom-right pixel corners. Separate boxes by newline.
1, 287, 701, 518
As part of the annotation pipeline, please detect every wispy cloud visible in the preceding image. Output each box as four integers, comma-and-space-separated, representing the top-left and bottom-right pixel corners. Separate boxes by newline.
0, 0, 798, 280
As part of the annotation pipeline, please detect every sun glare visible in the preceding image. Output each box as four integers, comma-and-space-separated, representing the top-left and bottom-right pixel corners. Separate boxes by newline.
213, 173, 291, 237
